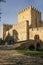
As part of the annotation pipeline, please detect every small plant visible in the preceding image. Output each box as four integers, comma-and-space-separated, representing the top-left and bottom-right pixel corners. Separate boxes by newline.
0, 38, 5, 45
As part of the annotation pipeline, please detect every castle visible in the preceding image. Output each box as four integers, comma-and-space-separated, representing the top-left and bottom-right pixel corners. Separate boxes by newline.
2, 6, 43, 42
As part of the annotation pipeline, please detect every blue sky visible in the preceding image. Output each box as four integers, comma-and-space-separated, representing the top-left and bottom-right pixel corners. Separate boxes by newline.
0, 0, 43, 38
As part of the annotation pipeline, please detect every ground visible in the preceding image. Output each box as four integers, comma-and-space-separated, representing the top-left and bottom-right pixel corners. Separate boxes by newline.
0, 50, 43, 65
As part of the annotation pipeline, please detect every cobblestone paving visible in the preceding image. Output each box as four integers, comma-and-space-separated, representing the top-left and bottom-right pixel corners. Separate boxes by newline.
0, 50, 43, 65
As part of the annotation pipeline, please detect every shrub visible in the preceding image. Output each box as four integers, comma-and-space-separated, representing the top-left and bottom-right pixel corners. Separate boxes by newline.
0, 38, 5, 45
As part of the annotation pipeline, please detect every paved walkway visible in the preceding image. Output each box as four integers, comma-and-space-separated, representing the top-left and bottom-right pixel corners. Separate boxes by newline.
0, 50, 43, 65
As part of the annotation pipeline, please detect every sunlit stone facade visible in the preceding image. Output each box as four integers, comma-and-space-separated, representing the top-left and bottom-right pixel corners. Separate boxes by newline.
2, 6, 43, 41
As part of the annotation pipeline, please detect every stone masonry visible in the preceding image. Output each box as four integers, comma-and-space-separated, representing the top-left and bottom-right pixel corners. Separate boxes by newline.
2, 6, 43, 41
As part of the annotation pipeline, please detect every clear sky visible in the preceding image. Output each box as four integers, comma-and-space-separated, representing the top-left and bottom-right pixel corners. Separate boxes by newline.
0, 0, 43, 38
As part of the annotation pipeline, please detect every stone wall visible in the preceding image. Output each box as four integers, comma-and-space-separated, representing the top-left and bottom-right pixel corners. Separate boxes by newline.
6, 20, 29, 41
31, 6, 41, 28
2, 24, 13, 40
29, 27, 43, 41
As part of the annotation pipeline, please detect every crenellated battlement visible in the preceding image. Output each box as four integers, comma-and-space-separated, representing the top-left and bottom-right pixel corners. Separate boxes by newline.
3, 24, 13, 31
31, 6, 41, 14
18, 6, 41, 14
18, 6, 31, 14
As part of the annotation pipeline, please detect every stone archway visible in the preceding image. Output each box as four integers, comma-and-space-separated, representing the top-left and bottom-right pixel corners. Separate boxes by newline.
29, 45, 35, 50
36, 42, 40, 50
34, 35, 39, 40
34, 35, 40, 50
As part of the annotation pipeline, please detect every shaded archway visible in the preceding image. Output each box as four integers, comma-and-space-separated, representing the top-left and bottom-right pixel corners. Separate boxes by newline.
13, 29, 19, 42
34, 35, 39, 40
5, 32, 15, 45
34, 35, 42, 50
29, 45, 35, 50
36, 42, 40, 50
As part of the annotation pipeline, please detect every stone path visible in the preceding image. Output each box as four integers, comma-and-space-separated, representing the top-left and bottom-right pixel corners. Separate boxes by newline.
0, 50, 43, 65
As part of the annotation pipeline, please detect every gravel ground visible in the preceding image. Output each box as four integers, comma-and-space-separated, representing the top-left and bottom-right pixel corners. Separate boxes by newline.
0, 50, 43, 65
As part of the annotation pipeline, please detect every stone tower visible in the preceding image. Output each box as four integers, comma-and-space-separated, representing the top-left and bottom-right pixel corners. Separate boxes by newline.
18, 6, 41, 28
18, 6, 32, 25
31, 6, 41, 29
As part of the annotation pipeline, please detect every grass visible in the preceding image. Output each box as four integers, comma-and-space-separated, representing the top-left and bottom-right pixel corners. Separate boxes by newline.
16, 50, 43, 58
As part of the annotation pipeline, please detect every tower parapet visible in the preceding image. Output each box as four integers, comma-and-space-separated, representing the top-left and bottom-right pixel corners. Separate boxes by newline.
18, 6, 31, 14
18, 6, 41, 14
2, 24, 13, 40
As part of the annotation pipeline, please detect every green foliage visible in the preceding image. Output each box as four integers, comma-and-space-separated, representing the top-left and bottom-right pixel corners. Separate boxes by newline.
0, 38, 5, 45
0, 0, 6, 2
5, 34, 15, 45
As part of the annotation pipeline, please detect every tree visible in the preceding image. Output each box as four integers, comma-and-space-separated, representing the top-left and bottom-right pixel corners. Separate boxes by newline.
0, 0, 6, 2
0, 38, 5, 45
5, 33, 15, 45
0, 0, 6, 21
